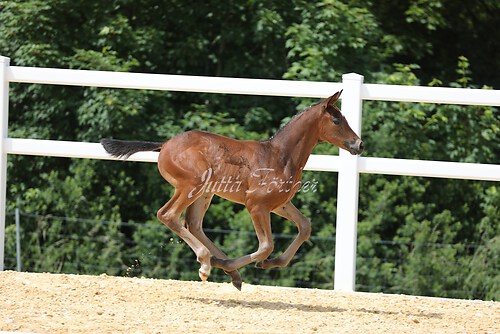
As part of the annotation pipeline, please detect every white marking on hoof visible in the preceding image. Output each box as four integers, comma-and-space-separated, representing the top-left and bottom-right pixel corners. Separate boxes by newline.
198, 263, 211, 282
199, 270, 209, 282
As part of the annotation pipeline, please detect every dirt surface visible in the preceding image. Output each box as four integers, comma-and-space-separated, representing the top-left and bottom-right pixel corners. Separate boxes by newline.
0, 271, 498, 334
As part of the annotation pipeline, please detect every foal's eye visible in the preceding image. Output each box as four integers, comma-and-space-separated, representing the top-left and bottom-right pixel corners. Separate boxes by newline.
332, 117, 341, 125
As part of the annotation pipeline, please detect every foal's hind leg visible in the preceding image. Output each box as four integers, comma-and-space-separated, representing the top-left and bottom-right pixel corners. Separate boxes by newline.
184, 194, 243, 290
255, 201, 311, 269
157, 190, 212, 282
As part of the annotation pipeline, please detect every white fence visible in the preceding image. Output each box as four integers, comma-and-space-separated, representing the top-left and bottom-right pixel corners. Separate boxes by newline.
1, 55, 499, 291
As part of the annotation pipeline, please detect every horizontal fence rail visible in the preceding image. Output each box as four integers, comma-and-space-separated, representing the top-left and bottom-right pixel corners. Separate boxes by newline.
362, 84, 500, 106
1, 58, 499, 292
4, 138, 500, 180
7, 66, 343, 98
7, 66, 500, 104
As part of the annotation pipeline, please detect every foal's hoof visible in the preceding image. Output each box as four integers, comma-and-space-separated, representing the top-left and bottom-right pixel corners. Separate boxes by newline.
232, 279, 242, 291
226, 271, 242, 291
199, 264, 211, 283
198, 270, 209, 283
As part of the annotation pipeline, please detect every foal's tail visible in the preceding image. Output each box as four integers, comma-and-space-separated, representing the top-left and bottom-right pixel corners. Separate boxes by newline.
100, 138, 163, 159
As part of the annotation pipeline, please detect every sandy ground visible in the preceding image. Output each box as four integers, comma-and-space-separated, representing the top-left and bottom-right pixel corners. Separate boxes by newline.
0, 271, 498, 334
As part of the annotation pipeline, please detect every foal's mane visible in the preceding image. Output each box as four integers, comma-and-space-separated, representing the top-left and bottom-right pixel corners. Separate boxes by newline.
268, 101, 321, 142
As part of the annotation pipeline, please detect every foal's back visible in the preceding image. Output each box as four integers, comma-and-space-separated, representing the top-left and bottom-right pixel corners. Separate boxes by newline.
157, 130, 271, 192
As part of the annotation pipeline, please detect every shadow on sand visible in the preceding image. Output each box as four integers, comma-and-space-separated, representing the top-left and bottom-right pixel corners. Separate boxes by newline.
183, 297, 442, 319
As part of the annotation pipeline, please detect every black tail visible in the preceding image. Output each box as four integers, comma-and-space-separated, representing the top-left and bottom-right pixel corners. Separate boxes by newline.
100, 138, 163, 159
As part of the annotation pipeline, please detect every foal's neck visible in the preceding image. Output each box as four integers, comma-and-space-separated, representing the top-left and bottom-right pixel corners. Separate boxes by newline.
269, 108, 320, 173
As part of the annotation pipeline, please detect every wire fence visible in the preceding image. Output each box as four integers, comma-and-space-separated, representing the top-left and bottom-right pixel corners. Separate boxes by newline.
3, 210, 334, 284
2, 210, 494, 299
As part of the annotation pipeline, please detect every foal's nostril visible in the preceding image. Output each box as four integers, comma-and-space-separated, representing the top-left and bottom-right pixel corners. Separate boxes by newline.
358, 141, 365, 152
343, 139, 364, 155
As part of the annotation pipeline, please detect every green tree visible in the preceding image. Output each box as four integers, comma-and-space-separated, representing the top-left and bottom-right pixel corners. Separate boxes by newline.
370, 0, 500, 88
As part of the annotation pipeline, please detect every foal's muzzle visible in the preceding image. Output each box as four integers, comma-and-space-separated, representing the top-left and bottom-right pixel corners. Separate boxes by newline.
343, 138, 364, 155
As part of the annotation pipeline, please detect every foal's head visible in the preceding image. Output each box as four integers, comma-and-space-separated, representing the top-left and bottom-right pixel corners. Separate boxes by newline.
316, 90, 364, 155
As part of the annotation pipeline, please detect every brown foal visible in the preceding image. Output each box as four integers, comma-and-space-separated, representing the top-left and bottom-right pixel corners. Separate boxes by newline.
101, 90, 363, 290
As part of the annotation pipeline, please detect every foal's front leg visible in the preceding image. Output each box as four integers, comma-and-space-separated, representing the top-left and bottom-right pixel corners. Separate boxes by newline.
211, 205, 274, 272
256, 201, 311, 269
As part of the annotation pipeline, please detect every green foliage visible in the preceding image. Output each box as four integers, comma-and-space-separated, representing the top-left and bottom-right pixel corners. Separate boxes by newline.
355, 60, 499, 300
405, 0, 445, 30
285, 0, 388, 82
1, 0, 498, 301
370, 0, 500, 87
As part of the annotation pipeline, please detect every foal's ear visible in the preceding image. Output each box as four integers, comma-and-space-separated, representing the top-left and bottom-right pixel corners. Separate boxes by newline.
324, 90, 343, 108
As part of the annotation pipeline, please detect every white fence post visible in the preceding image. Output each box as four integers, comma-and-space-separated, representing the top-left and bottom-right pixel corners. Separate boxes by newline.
334, 73, 364, 291
15, 207, 21, 271
0, 56, 10, 271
